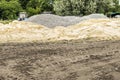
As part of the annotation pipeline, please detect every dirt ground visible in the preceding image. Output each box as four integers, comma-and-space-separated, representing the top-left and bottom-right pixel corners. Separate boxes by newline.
0, 40, 120, 80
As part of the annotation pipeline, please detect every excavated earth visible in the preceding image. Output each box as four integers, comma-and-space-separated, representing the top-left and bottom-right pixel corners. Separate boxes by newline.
0, 40, 120, 80
0, 18, 120, 80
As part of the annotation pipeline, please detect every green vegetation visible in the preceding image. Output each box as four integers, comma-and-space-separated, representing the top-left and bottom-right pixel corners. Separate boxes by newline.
0, 0, 22, 20
54, 0, 120, 16
0, 20, 12, 24
0, 0, 120, 20
53, 0, 96, 16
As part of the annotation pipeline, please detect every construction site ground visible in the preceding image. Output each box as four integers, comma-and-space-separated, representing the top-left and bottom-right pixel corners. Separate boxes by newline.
0, 40, 120, 80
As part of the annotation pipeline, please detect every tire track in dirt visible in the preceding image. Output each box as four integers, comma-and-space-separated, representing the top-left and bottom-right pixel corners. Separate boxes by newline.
0, 40, 119, 80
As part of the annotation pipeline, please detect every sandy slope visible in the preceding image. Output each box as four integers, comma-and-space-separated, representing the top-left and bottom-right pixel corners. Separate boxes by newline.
0, 18, 120, 43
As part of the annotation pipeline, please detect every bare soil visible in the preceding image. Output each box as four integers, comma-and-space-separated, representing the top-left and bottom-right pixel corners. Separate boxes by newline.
0, 40, 120, 80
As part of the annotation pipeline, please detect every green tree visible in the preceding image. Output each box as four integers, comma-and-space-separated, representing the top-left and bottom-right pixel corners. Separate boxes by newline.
112, 0, 120, 12
82, 0, 96, 15
53, 0, 73, 15
53, 0, 96, 16
95, 0, 113, 14
0, 1, 22, 20
40, 0, 54, 11
19, 0, 30, 9
26, 0, 42, 16
26, 0, 54, 16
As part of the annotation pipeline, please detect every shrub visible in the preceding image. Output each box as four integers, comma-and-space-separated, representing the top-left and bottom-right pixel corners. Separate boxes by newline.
26, 0, 54, 16
0, 1, 22, 20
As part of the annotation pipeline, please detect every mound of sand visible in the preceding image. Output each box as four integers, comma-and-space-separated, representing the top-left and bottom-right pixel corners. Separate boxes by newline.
26, 14, 108, 28
0, 18, 120, 43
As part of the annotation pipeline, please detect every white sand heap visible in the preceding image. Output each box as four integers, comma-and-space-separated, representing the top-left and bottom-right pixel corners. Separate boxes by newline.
0, 19, 120, 43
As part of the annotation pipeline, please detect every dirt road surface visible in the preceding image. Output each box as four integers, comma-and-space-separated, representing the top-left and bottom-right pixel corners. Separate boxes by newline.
0, 40, 120, 80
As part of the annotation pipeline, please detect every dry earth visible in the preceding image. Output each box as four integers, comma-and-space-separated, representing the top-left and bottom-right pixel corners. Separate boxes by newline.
0, 19, 120, 43
0, 40, 120, 80
0, 18, 120, 80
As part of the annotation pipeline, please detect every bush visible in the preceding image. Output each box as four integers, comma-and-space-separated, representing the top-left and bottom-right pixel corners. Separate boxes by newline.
27, 7, 41, 16
106, 12, 113, 17
0, 20, 12, 24
0, 1, 22, 20
26, 0, 42, 16
40, 0, 53, 12
82, 0, 96, 15
19, 0, 30, 9
112, 0, 120, 12
26, 0, 54, 16
96, 0, 112, 14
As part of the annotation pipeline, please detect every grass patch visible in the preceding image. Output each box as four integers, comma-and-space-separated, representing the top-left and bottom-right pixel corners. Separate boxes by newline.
0, 20, 13, 24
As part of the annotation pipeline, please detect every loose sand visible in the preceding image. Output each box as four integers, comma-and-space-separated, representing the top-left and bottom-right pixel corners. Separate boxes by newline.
0, 18, 120, 80
0, 18, 120, 43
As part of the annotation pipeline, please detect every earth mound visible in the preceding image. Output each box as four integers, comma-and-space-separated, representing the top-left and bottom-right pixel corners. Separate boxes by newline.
0, 18, 119, 43
26, 14, 108, 28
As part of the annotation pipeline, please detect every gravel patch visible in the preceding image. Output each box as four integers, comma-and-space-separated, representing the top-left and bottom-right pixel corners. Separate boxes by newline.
26, 14, 108, 28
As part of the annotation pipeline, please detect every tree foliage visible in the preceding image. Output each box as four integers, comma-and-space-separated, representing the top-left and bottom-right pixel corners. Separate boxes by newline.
82, 0, 96, 15
95, 0, 112, 14
112, 0, 120, 12
26, 0, 42, 16
0, 0, 22, 20
0, 0, 120, 19
19, 0, 30, 9
53, 0, 120, 16
0, 0, 54, 19
26, 0, 54, 16
53, 0, 96, 16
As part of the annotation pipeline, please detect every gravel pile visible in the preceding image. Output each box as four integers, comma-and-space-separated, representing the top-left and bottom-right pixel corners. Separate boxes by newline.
26, 14, 108, 28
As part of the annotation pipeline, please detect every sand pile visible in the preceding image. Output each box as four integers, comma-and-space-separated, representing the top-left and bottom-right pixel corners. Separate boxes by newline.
26, 14, 108, 28
0, 19, 120, 43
